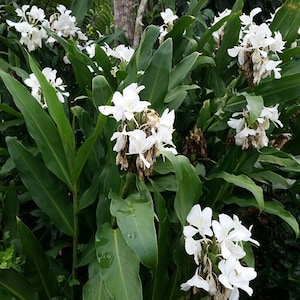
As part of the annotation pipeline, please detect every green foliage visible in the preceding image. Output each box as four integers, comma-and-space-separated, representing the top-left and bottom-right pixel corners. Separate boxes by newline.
0, 0, 300, 300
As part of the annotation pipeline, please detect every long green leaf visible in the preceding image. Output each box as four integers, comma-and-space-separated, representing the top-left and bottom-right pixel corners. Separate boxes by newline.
83, 273, 112, 300
169, 52, 200, 89
110, 190, 158, 268
0, 70, 72, 188
17, 219, 59, 299
225, 197, 299, 237
0, 269, 39, 300
7, 137, 73, 236
212, 171, 264, 212
28, 55, 75, 175
254, 73, 300, 106
161, 151, 203, 225
140, 38, 173, 113
127, 25, 160, 79
71, 0, 94, 27
270, 0, 300, 47
96, 224, 142, 300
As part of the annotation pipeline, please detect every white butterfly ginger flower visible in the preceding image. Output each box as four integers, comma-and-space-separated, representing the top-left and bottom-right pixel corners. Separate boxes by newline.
24, 67, 69, 108
99, 83, 149, 122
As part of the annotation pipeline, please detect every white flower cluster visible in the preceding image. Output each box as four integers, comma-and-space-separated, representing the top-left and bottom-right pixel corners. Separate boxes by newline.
159, 8, 178, 43
7, 4, 87, 52
228, 104, 283, 149
181, 204, 259, 300
225, 8, 285, 85
24, 67, 69, 108
98, 83, 177, 178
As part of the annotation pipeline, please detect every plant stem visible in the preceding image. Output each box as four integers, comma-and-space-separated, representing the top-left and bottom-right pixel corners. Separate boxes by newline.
71, 185, 79, 300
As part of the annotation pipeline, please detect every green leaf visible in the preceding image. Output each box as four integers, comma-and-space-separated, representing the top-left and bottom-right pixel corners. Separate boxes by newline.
92, 75, 114, 108
0, 70, 72, 188
270, 0, 300, 47
226, 197, 299, 237
215, 12, 241, 73
96, 224, 142, 300
110, 190, 158, 268
2, 183, 18, 241
161, 151, 203, 225
242, 92, 264, 126
254, 73, 300, 106
165, 84, 199, 110
71, 0, 94, 26
169, 52, 206, 89
187, 0, 209, 16
212, 171, 264, 212
140, 39, 173, 113
17, 220, 59, 299
72, 113, 107, 184
83, 273, 112, 300
167, 16, 195, 39
0, 269, 39, 300
6, 137, 73, 236
126, 26, 160, 84
28, 55, 75, 174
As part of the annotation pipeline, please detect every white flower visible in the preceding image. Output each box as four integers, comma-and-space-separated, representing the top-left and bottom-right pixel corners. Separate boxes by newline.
49, 5, 87, 41
184, 236, 202, 265
259, 104, 283, 127
269, 31, 285, 53
24, 67, 69, 107
234, 125, 256, 148
180, 268, 210, 292
127, 129, 156, 168
184, 204, 213, 238
160, 8, 178, 26
27, 5, 45, 22
240, 7, 262, 27
99, 83, 149, 121
218, 256, 257, 296
110, 126, 128, 152
151, 108, 177, 154
101, 43, 134, 63
114, 44, 135, 63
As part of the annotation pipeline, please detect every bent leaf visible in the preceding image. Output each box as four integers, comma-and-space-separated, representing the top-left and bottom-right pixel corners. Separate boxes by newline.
226, 197, 299, 237
212, 171, 264, 212
96, 224, 142, 300
110, 190, 158, 268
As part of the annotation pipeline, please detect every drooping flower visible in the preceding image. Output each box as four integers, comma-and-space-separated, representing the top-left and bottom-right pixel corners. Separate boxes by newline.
180, 268, 210, 292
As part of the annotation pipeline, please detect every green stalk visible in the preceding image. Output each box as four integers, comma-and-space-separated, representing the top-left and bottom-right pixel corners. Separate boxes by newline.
71, 185, 79, 300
